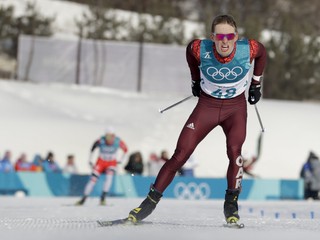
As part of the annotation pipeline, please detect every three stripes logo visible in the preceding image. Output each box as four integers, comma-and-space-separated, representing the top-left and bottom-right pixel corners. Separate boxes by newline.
186, 122, 195, 130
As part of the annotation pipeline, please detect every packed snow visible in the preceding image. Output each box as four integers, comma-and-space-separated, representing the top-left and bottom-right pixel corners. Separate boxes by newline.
0, 196, 320, 240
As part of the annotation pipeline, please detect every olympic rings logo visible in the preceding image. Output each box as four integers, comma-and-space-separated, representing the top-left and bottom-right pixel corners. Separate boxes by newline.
206, 66, 243, 81
173, 182, 211, 200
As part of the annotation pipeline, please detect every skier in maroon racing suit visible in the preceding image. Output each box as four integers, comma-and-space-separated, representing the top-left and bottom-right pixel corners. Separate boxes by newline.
127, 14, 267, 225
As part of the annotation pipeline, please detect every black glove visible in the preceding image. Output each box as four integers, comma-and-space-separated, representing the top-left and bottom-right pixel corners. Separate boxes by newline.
191, 80, 201, 97
248, 83, 261, 104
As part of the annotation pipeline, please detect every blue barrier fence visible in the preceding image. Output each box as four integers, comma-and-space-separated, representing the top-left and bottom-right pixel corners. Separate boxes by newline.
0, 172, 304, 200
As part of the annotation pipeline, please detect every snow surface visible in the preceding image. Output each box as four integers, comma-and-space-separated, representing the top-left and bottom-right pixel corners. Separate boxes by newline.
0, 196, 320, 240
1, 79, 320, 179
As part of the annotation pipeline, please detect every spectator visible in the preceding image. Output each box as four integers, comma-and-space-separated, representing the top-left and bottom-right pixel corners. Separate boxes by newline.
42, 152, 62, 173
300, 151, 320, 200
0, 150, 14, 172
180, 154, 198, 177
124, 151, 144, 175
32, 154, 44, 171
147, 150, 169, 176
15, 153, 38, 171
147, 152, 162, 176
63, 154, 78, 174
160, 150, 169, 163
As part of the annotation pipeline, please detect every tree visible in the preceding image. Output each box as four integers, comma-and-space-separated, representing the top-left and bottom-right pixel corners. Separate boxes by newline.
0, 6, 17, 54
15, 2, 54, 58
0, 2, 55, 80
74, 4, 127, 85
14, 2, 55, 81
262, 1, 320, 100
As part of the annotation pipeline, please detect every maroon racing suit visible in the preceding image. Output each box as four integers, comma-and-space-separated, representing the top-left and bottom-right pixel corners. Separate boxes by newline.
153, 38, 267, 192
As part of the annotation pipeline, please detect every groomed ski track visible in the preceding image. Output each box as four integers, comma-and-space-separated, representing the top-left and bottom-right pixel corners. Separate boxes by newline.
1, 197, 320, 240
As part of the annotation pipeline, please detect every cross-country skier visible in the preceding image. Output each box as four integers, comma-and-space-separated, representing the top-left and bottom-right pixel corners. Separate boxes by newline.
76, 127, 128, 205
125, 14, 267, 226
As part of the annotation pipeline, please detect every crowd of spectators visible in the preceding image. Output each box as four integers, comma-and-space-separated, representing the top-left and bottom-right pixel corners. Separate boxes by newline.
0, 150, 78, 174
1, 149, 198, 177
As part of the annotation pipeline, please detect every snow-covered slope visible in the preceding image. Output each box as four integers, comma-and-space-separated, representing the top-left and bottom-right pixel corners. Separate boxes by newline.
1, 79, 320, 179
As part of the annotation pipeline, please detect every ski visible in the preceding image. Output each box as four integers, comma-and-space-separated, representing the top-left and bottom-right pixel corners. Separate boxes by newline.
98, 217, 245, 228
62, 203, 114, 207
97, 218, 137, 227
223, 222, 245, 229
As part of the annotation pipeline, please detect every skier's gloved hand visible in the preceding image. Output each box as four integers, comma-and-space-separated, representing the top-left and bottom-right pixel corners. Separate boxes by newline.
191, 80, 201, 97
248, 83, 261, 105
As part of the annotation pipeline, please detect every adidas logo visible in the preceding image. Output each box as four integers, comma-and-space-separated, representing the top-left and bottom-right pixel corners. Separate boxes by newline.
186, 122, 195, 130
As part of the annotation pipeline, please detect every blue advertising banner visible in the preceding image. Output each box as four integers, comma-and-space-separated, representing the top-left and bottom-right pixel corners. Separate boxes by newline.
0, 173, 303, 200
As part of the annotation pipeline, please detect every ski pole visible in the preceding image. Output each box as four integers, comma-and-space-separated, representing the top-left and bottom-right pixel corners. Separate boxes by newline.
254, 104, 265, 132
159, 95, 193, 114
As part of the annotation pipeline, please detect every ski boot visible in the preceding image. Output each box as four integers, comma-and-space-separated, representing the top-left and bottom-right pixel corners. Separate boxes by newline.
100, 192, 107, 206
75, 196, 87, 206
127, 185, 162, 223
223, 189, 240, 224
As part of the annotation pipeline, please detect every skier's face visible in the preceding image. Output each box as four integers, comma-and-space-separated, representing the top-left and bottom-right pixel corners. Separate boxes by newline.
211, 23, 238, 57
105, 133, 115, 144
